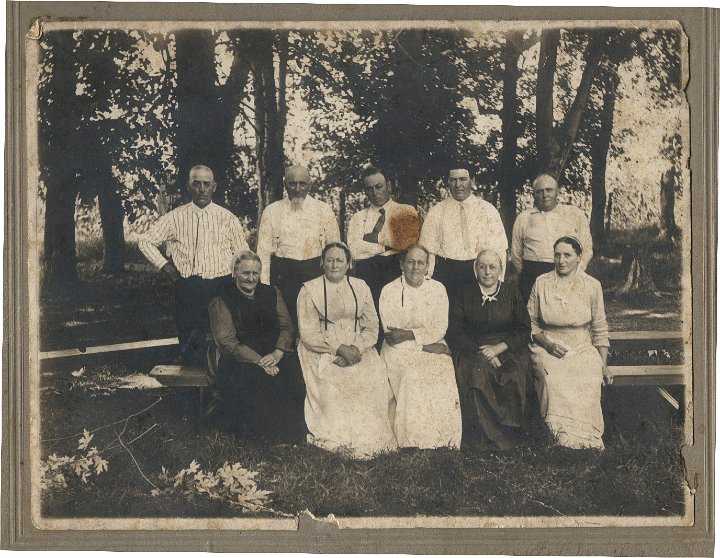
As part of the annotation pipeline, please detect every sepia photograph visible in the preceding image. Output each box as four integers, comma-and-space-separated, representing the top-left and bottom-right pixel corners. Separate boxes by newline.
6, 4, 713, 550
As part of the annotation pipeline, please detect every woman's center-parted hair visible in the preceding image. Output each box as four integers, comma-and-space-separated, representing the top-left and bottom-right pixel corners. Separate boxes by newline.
553, 236, 583, 256
321, 242, 352, 265
232, 250, 262, 275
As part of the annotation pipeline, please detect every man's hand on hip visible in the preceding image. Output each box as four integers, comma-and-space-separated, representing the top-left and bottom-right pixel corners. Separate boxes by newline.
162, 263, 181, 281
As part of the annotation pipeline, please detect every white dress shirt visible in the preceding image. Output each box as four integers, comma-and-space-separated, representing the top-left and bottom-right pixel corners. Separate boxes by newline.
138, 202, 249, 279
347, 199, 420, 261
419, 195, 508, 276
510, 204, 593, 273
256, 195, 341, 284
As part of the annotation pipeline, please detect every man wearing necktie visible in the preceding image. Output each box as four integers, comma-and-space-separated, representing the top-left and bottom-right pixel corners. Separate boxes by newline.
139, 165, 250, 364
347, 166, 420, 308
419, 165, 508, 299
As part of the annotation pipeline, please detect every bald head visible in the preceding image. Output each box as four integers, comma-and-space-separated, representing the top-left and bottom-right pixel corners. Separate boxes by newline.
532, 173, 559, 212
284, 165, 312, 200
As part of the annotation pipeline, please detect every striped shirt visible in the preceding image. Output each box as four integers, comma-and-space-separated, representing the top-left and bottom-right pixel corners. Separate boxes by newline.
256, 196, 341, 284
138, 202, 249, 279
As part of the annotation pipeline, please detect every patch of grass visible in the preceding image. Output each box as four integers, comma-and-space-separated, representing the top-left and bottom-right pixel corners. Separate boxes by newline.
40, 368, 687, 519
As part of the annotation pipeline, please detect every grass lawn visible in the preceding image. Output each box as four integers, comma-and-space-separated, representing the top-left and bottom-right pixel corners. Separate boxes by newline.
38, 232, 687, 520
40, 364, 686, 520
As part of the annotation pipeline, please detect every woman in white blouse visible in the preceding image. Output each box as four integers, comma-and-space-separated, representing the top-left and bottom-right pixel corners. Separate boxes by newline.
379, 245, 462, 449
297, 242, 397, 458
528, 236, 612, 449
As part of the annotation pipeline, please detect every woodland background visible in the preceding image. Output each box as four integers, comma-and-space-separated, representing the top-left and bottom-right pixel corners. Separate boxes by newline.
36, 23, 689, 519
37, 23, 687, 293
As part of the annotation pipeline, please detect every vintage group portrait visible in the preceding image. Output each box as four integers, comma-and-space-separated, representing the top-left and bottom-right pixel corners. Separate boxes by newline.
3, 3, 715, 554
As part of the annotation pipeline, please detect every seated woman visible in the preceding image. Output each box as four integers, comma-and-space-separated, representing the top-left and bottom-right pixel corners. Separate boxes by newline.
446, 250, 533, 450
378, 245, 461, 449
528, 236, 611, 450
297, 242, 397, 458
208, 251, 306, 442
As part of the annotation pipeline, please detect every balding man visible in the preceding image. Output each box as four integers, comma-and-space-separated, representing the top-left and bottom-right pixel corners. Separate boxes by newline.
139, 164, 249, 364
420, 165, 508, 296
511, 173, 593, 302
256, 165, 341, 324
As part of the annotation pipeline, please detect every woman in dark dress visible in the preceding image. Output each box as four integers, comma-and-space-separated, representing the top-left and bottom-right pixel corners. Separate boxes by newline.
208, 251, 306, 442
446, 250, 533, 450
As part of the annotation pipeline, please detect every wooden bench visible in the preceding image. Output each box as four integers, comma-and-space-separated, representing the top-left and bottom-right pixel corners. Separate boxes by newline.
41, 331, 688, 412
606, 330, 686, 409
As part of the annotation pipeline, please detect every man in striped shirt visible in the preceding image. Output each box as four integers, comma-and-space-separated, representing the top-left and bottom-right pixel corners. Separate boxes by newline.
256, 165, 341, 326
139, 165, 249, 364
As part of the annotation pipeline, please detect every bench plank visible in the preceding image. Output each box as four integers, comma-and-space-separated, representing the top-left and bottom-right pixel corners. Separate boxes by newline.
608, 365, 685, 386
150, 365, 209, 387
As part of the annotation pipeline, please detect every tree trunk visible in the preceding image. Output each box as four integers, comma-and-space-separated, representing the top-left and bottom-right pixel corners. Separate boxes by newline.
40, 31, 82, 290
536, 29, 609, 178
590, 63, 619, 248
44, 174, 79, 290
659, 168, 680, 241
536, 28, 560, 174
253, 30, 288, 222
617, 245, 657, 295
552, 30, 609, 175
97, 183, 126, 272
498, 31, 523, 238
174, 30, 232, 201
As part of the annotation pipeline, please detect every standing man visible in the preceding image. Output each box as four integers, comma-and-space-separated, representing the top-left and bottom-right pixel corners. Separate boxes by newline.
347, 166, 420, 306
256, 164, 341, 324
139, 164, 249, 364
511, 173, 593, 302
420, 165, 508, 295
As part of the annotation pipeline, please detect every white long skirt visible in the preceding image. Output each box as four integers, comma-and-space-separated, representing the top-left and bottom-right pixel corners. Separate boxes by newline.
531, 338, 605, 450
381, 343, 462, 449
298, 345, 397, 459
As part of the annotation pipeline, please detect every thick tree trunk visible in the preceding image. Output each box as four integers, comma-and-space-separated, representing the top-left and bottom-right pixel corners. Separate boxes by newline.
174, 30, 232, 201
590, 63, 619, 248
536, 29, 608, 178
536, 29, 560, 174
552, 30, 609, 175
44, 174, 79, 289
659, 168, 680, 241
40, 31, 82, 290
617, 245, 657, 295
97, 184, 126, 272
498, 31, 523, 238
253, 30, 288, 222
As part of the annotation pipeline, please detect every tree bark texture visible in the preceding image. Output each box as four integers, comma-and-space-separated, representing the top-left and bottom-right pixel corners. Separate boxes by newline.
40, 31, 81, 289
535, 29, 560, 175
97, 183, 126, 272
174, 30, 233, 201
590, 62, 620, 248
498, 31, 524, 237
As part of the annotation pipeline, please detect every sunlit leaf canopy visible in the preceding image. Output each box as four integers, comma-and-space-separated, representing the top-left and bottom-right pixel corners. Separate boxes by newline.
37, 23, 687, 285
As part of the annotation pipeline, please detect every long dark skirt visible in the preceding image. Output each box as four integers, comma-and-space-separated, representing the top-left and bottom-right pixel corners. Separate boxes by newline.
215, 353, 306, 442
454, 349, 533, 450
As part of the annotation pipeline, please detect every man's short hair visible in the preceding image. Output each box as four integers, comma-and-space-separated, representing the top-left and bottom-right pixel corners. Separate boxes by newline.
447, 163, 473, 178
232, 251, 261, 273
361, 165, 385, 180
188, 164, 214, 178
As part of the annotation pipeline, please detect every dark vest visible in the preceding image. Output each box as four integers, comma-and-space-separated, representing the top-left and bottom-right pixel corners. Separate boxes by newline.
219, 282, 279, 356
